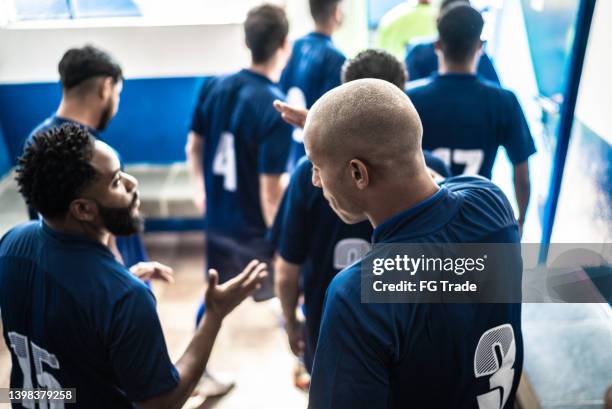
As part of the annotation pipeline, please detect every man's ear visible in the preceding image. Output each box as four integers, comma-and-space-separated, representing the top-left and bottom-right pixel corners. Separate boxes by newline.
99, 77, 113, 100
334, 2, 343, 25
69, 198, 97, 222
434, 39, 443, 54
349, 159, 369, 190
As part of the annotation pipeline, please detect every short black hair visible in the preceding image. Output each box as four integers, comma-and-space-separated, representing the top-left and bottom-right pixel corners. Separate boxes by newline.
244, 4, 289, 64
342, 49, 407, 89
309, 0, 341, 24
437, 4, 483, 64
16, 123, 98, 219
58, 45, 123, 90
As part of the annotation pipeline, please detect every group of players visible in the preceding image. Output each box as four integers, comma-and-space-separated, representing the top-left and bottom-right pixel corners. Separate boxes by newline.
0, 0, 535, 408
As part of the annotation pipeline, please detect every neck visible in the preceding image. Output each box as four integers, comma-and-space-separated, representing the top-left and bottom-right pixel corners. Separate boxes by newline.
314, 22, 335, 37
250, 57, 282, 83
365, 172, 440, 228
438, 55, 478, 75
44, 217, 110, 247
56, 97, 100, 130
417, 0, 430, 5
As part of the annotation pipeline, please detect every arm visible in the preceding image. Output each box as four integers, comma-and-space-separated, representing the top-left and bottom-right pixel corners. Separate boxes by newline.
260, 173, 288, 227
274, 256, 304, 357
136, 261, 267, 409
513, 161, 530, 236
273, 100, 308, 129
186, 131, 205, 214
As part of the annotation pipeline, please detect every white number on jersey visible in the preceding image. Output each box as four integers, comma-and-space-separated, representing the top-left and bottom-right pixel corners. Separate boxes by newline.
333, 238, 371, 269
8, 332, 64, 409
212, 131, 237, 192
432, 148, 484, 175
474, 323, 516, 409
286, 87, 307, 143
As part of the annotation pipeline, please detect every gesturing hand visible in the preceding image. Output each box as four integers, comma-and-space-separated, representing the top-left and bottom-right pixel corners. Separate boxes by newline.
130, 261, 175, 283
273, 100, 308, 129
204, 260, 268, 323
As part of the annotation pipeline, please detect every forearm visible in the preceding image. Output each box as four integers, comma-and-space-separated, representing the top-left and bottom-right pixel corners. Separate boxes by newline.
513, 162, 531, 225
137, 315, 222, 409
260, 174, 288, 227
186, 133, 204, 189
275, 257, 300, 324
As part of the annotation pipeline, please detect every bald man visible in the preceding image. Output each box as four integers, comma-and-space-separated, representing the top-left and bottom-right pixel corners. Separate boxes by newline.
305, 79, 523, 408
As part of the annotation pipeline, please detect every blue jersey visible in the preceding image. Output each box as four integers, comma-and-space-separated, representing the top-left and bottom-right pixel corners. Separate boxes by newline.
0, 222, 178, 408
191, 69, 292, 241
406, 74, 536, 178
309, 176, 523, 409
268, 152, 450, 372
405, 41, 501, 84
279, 32, 346, 168
26, 115, 149, 268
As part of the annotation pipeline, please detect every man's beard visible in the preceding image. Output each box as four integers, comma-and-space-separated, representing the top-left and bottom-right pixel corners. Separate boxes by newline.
97, 101, 113, 131
97, 194, 143, 236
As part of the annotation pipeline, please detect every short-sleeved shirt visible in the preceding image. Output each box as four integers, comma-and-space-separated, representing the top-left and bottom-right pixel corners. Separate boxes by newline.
0, 221, 179, 408
405, 41, 501, 84
268, 152, 450, 372
190, 69, 293, 241
279, 32, 346, 168
26, 116, 149, 268
376, 3, 437, 60
309, 176, 523, 409
406, 74, 536, 178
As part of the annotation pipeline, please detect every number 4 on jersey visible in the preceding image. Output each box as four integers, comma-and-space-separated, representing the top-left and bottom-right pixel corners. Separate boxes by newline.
212, 132, 237, 192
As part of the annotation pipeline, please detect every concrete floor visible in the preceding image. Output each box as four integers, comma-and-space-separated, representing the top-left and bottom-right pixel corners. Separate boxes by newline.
0, 232, 308, 409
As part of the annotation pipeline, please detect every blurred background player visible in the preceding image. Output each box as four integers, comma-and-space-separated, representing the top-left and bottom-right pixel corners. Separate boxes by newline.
0, 123, 267, 408
405, 0, 500, 83
186, 3, 292, 346
271, 49, 450, 390
305, 78, 523, 409
280, 0, 346, 169
376, 0, 437, 61
406, 4, 535, 234
25, 45, 174, 284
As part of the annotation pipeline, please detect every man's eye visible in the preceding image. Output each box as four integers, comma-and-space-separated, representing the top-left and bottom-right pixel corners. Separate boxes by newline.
113, 179, 121, 187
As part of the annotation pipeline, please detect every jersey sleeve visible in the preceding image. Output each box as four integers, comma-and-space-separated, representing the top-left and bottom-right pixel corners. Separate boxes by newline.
269, 162, 310, 264
309, 272, 390, 409
258, 107, 293, 174
190, 77, 216, 137
502, 92, 537, 164
323, 52, 345, 93
108, 284, 179, 402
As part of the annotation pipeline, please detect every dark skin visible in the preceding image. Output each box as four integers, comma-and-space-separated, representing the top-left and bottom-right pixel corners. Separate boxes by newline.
47, 141, 267, 409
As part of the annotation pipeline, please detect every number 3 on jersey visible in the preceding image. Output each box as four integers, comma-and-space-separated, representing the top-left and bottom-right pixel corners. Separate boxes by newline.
212, 132, 237, 192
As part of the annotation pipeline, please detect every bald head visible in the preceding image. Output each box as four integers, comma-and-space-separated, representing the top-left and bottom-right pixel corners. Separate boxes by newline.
304, 78, 424, 173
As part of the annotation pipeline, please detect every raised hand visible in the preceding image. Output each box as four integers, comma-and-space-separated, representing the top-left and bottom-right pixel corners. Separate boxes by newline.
130, 261, 175, 283
204, 260, 268, 322
273, 100, 308, 129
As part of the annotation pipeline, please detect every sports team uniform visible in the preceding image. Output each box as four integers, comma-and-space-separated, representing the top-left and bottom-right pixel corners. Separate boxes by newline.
309, 176, 524, 409
405, 41, 501, 84
269, 152, 450, 372
406, 74, 536, 178
26, 116, 149, 268
279, 32, 346, 168
190, 69, 292, 309
0, 222, 178, 408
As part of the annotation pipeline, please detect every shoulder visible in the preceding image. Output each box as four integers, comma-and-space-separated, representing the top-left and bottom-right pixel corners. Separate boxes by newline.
443, 176, 518, 236
405, 77, 435, 94
0, 222, 40, 253
326, 260, 361, 303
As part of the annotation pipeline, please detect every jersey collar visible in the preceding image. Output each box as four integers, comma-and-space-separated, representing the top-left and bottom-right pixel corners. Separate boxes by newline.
241, 68, 274, 85
371, 186, 461, 243
41, 221, 114, 256
52, 115, 101, 139
308, 31, 332, 42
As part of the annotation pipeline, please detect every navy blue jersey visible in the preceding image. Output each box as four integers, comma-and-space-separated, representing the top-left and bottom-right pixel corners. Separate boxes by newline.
0, 222, 179, 408
268, 152, 450, 372
309, 176, 523, 409
191, 69, 292, 241
26, 115, 149, 268
406, 74, 536, 178
279, 32, 346, 168
405, 41, 500, 84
